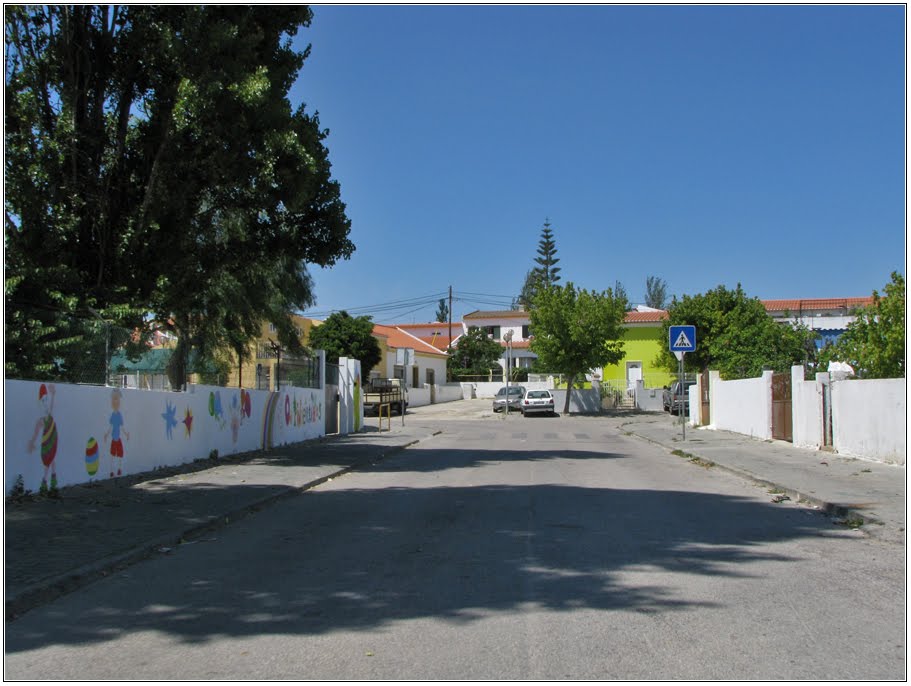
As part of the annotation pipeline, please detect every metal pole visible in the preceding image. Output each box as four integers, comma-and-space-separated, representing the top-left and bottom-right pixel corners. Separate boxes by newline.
679, 355, 686, 440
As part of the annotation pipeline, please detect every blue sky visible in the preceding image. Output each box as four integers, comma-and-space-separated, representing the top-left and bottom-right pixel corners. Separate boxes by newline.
289, 4, 906, 325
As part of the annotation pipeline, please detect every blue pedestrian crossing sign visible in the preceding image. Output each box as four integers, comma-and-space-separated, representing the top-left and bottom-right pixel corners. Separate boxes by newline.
669, 325, 697, 353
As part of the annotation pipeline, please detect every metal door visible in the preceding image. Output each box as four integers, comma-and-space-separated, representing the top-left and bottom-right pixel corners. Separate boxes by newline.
771, 372, 793, 442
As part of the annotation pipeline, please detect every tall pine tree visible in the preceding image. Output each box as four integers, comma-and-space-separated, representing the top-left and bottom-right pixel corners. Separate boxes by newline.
533, 219, 561, 286
517, 219, 561, 310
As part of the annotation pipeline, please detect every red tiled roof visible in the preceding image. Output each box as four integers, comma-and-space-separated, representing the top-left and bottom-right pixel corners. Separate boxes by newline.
624, 310, 668, 323
762, 297, 873, 313
372, 325, 448, 357
499, 340, 532, 349
416, 335, 458, 352
463, 310, 529, 319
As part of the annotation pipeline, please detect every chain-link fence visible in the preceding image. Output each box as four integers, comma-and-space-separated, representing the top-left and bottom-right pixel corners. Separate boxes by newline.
5, 311, 137, 386
5, 311, 321, 391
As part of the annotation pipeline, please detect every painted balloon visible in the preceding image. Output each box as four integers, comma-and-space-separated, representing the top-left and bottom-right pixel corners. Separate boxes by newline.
85, 437, 99, 476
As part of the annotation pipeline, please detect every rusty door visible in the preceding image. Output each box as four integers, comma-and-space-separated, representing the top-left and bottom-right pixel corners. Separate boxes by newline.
771, 372, 793, 442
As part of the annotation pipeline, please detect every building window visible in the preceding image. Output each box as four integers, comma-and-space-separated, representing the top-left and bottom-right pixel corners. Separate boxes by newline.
426, 368, 435, 385
412, 366, 419, 388
522, 325, 531, 338
486, 325, 501, 340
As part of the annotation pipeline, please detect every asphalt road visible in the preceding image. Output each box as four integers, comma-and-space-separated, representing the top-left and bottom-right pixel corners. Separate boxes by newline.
4, 411, 905, 680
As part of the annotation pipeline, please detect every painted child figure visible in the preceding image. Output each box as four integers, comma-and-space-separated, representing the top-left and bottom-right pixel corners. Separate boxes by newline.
27, 384, 58, 495
104, 388, 130, 477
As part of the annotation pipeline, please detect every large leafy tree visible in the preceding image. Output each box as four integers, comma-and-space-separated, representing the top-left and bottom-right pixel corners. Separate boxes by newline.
529, 283, 627, 413
818, 272, 905, 378
5, 6, 353, 385
447, 326, 504, 379
657, 285, 816, 379
308, 311, 382, 376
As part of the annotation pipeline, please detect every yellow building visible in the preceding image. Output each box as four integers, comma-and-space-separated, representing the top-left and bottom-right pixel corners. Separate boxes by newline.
224, 314, 318, 390
600, 309, 674, 390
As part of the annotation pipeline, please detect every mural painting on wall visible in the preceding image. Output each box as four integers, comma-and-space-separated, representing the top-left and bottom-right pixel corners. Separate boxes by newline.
85, 436, 100, 478
26, 384, 59, 495
162, 401, 178, 440
104, 388, 130, 477
183, 407, 194, 437
354, 374, 362, 433
209, 391, 226, 429
230, 389, 253, 444
284, 390, 321, 427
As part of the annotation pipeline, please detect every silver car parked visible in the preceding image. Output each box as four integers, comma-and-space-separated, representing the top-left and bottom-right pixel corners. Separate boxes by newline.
492, 385, 526, 413
521, 389, 556, 416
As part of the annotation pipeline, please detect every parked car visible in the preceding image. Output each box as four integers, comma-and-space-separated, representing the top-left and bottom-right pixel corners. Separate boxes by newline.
663, 380, 696, 413
521, 389, 555, 416
492, 385, 526, 413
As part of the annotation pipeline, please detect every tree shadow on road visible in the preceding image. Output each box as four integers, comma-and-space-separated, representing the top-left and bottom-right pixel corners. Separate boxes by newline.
5, 444, 849, 656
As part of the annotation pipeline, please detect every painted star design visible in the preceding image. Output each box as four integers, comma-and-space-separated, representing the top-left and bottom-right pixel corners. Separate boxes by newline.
183, 407, 194, 438
162, 401, 178, 440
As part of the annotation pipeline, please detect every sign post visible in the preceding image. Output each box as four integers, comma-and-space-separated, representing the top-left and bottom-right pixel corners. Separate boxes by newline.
669, 325, 697, 440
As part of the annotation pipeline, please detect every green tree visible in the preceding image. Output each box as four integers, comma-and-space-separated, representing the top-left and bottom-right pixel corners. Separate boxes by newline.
657, 284, 816, 379
5, 6, 353, 385
645, 276, 668, 309
533, 219, 561, 286
308, 311, 382, 376
529, 283, 627, 413
516, 269, 544, 310
818, 272, 905, 378
435, 298, 449, 323
447, 326, 504, 378
516, 219, 561, 310
613, 281, 629, 307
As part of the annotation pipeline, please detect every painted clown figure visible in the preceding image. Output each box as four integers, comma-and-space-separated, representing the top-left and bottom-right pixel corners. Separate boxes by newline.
104, 388, 130, 477
27, 384, 59, 495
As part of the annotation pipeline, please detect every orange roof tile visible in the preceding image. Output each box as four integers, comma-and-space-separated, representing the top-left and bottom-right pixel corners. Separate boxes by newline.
762, 297, 873, 313
624, 310, 668, 323
372, 324, 448, 357
463, 310, 529, 319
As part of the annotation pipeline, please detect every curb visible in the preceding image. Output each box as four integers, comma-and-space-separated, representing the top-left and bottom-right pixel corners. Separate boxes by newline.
620, 427, 886, 531
6, 432, 437, 621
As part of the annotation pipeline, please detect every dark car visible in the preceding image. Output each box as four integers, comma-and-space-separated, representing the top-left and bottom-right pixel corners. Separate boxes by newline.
663, 380, 696, 413
492, 385, 526, 413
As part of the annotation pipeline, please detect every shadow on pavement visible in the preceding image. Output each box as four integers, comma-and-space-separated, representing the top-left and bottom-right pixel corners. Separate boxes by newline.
5, 444, 846, 654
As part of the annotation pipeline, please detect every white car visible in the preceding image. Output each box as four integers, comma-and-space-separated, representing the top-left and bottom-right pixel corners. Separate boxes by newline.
521, 389, 556, 416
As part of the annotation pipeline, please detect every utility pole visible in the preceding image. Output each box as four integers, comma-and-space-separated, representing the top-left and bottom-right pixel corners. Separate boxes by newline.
448, 285, 453, 348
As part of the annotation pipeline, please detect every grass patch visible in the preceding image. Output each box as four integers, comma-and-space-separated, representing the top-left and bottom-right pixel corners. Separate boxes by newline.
672, 449, 713, 469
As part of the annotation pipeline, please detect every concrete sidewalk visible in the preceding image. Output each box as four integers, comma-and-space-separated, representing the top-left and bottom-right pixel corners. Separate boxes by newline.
5, 421, 440, 620
608, 411, 906, 543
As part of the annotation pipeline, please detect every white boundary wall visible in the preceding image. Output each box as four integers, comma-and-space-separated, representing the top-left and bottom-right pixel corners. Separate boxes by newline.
5, 376, 327, 495
337, 357, 364, 435
434, 383, 465, 403
791, 365, 824, 450
409, 386, 431, 408
708, 370, 773, 440
831, 377, 906, 465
